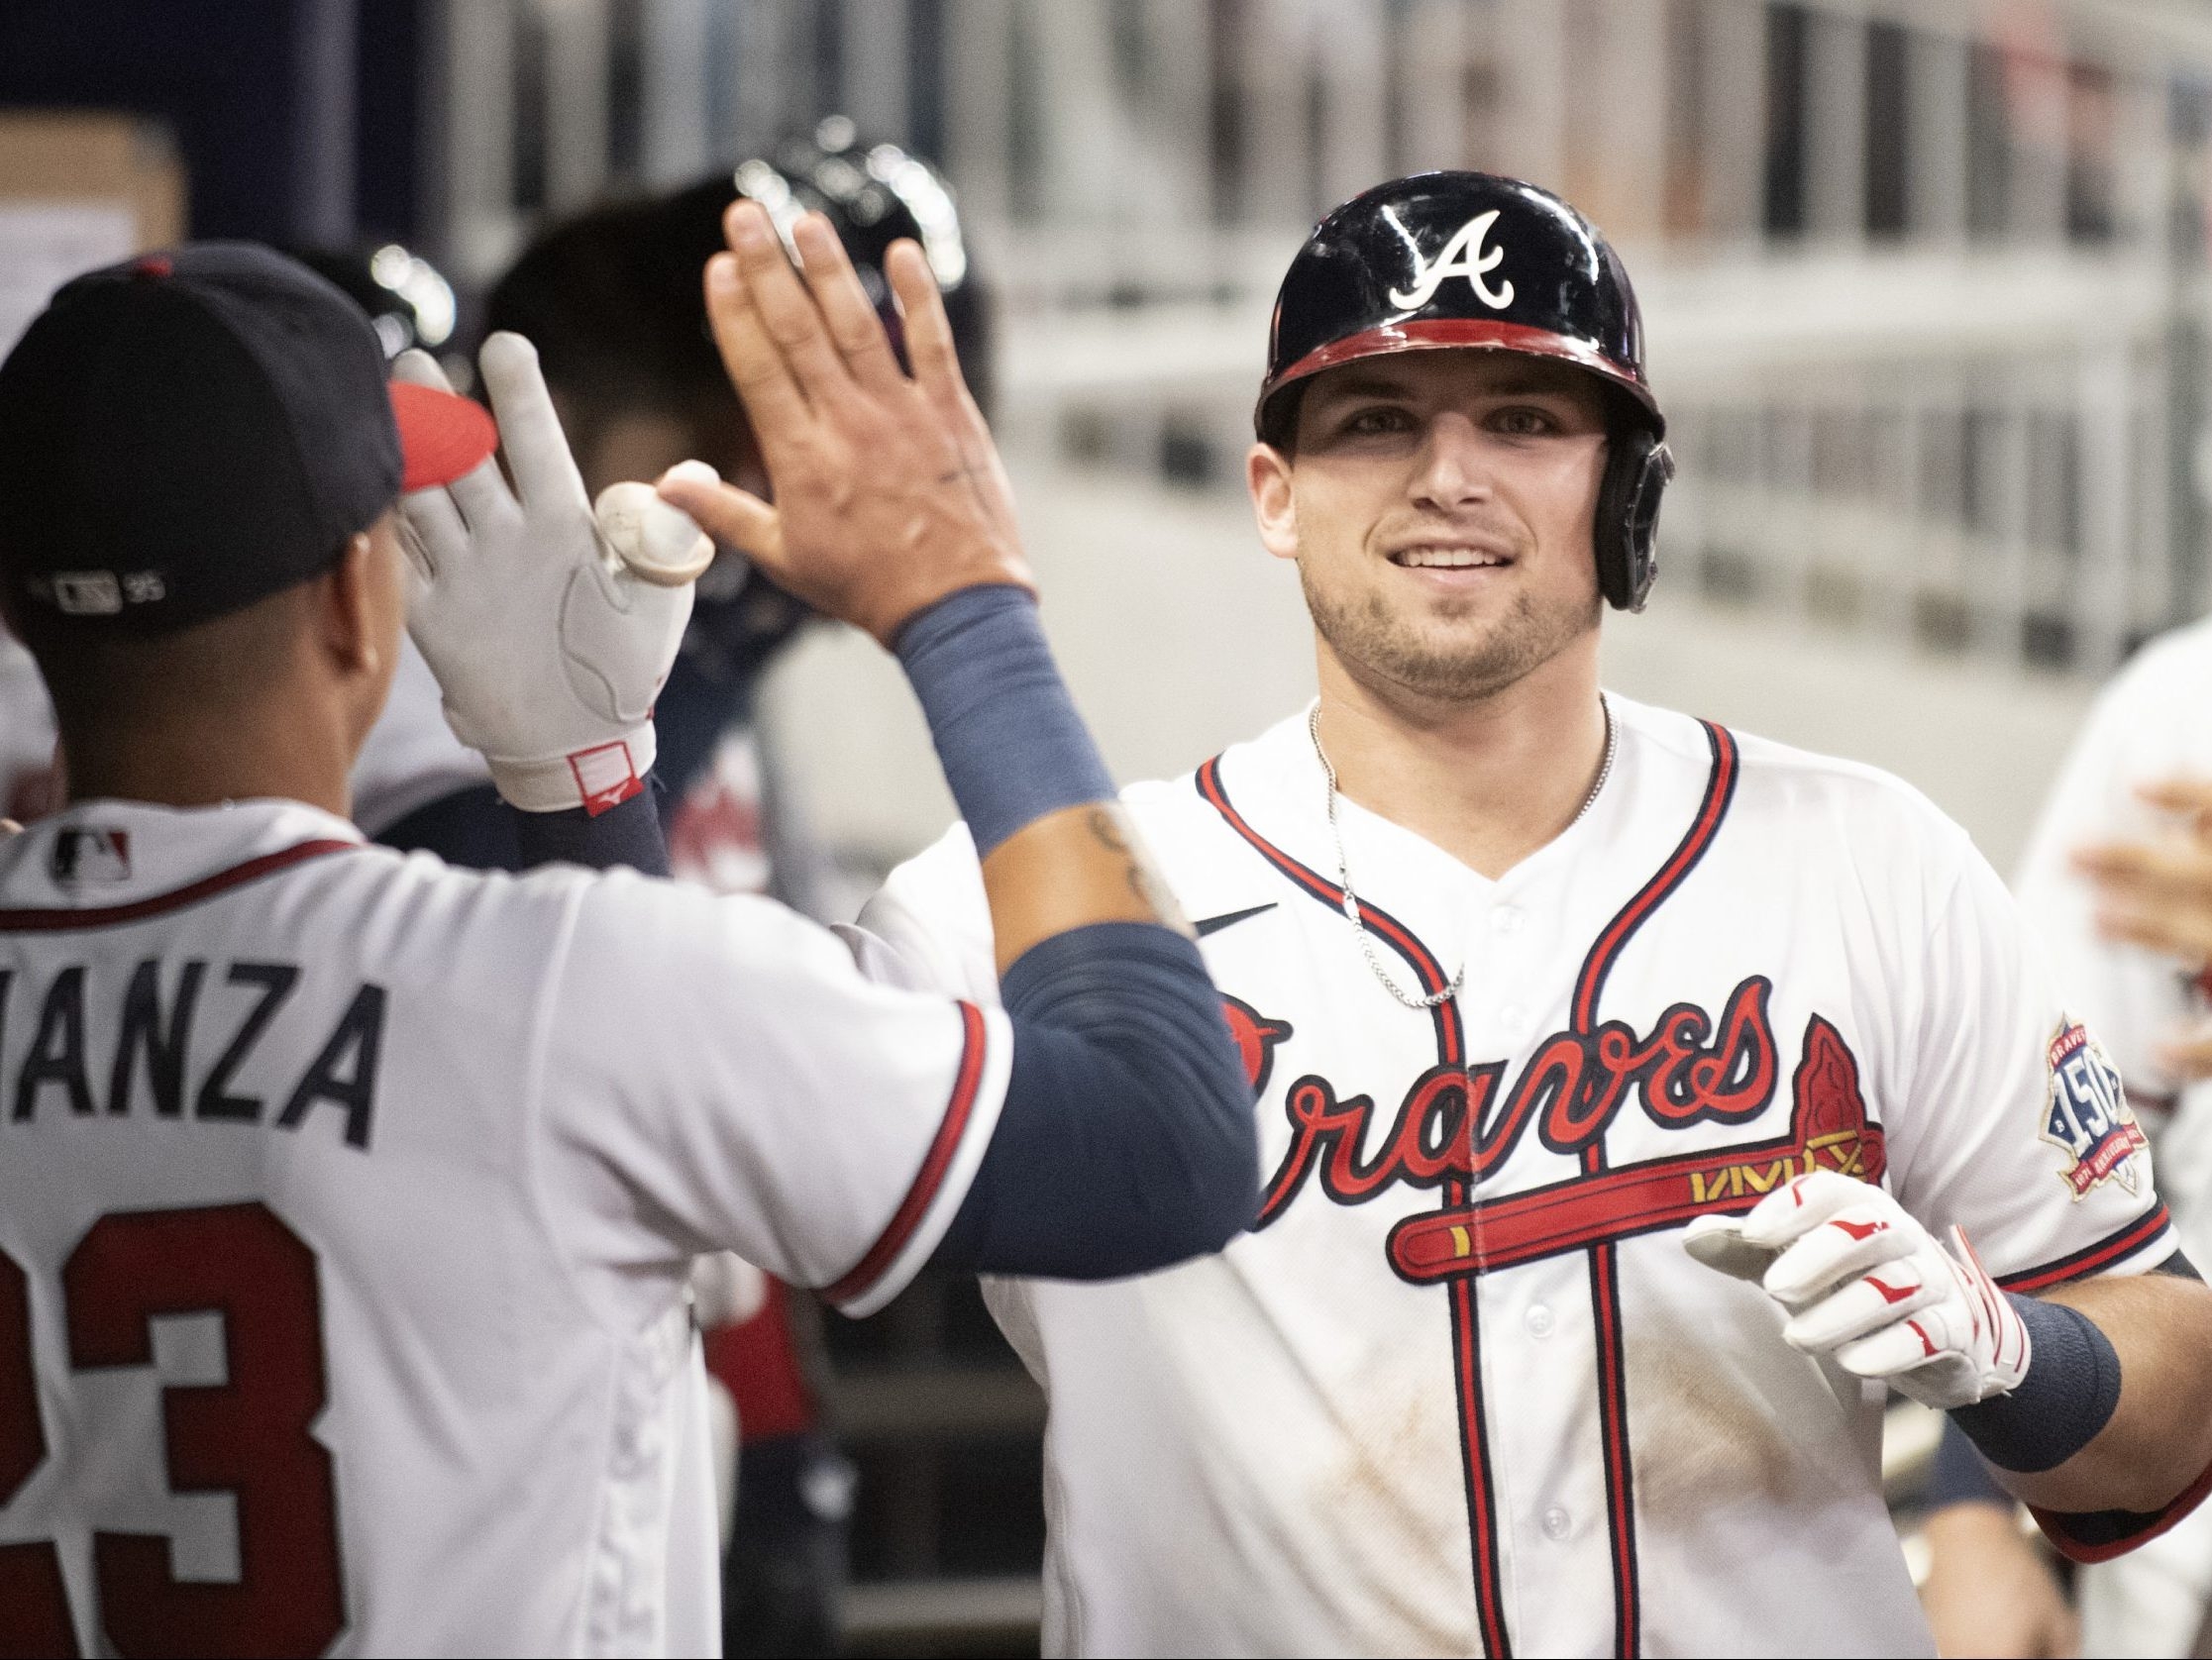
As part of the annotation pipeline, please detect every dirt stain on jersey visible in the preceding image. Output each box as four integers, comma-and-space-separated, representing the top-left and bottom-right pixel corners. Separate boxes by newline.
1310, 1385, 1479, 1659
1623, 1321, 1809, 1520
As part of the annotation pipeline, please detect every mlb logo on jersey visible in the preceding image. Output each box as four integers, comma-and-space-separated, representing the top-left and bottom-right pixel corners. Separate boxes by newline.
50, 827, 131, 884
2043, 1019, 2148, 1199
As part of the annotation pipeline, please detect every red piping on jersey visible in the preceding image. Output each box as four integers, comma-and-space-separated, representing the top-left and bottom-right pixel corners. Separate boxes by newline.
1572, 723, 1740, 1033
2034, 1447, 2212, 1565
1996, 1205, 2173, 1295
1567, 720, 1739, 1660
0, 839, 358, 932
824, 1001, 989, 1307
1197, 756, 1512, 1659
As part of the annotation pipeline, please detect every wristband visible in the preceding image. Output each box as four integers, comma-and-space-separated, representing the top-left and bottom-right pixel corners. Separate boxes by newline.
1950, 1293, 2122, 1474
894, 584, 1116, 857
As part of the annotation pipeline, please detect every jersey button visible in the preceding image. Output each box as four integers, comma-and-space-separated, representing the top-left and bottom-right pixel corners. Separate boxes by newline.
1541, 1506, 1572, 1541
1492, 905, 1524, 935
1498, 1003, 1527, 1036
1526, 1303, 1554, 1338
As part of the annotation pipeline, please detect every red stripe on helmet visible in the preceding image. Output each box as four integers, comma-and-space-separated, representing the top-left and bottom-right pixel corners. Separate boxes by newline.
1260, 317, 1659, 429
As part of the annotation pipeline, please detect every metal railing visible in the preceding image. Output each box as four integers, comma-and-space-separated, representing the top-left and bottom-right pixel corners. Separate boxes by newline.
429, 0, 2212, 676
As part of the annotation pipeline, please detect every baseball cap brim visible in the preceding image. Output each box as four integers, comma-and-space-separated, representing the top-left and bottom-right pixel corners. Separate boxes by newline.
390, 380, 498, 492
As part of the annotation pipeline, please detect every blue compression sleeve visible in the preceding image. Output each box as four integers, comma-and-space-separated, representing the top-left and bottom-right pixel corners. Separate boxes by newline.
894, 585, 1117, 857
930, 922, 1259, 1278
1950, 1294, 2123, 1474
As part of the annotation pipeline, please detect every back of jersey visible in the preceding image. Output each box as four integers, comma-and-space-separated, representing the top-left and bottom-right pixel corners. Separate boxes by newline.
0, 799, 715, 1657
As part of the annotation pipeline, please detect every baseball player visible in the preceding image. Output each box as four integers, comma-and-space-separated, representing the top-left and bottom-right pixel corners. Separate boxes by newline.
1922, 618, 2212, 1657
0, 230, 1254, 1655
678, 173, 2212, 1656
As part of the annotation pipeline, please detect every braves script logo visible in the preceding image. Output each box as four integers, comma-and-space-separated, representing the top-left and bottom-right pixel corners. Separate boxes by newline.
1388, 209, 1516, 312
1221, 995, 1293, 1097
1243, 976, 1885, 1284
2042, 1019, 2147, 1200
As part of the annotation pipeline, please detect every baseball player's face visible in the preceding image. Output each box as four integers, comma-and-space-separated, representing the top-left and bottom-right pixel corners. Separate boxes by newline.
1248, 352, 1610, 703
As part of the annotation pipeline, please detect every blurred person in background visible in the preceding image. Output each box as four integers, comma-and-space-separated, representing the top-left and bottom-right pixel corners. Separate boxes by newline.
1923, 615, 2212, 1659
355, 120, 993, 1657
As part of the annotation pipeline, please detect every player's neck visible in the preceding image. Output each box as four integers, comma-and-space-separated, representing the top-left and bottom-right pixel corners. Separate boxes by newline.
1313, 632, 1607, 882
57, 704, 356, 820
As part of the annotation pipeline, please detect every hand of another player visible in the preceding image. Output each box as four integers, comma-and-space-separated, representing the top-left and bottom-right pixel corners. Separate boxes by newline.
656, 201, 1030, 648
1683, 1171, 2030, 1411
2075, 778, 2212, 959
2073, 778, 2212, 1076
1919, 1503, 2079, 1659
396, 334, 704, 814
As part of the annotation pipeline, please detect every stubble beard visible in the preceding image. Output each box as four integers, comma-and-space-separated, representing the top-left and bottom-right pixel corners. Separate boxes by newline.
1299, 561, 1600, 704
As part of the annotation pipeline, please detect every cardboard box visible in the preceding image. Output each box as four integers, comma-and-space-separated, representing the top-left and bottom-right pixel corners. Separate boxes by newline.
0, 110, 189, 354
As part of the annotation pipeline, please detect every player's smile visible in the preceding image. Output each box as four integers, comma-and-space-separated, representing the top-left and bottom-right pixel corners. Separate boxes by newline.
1379, 527, 1525, 598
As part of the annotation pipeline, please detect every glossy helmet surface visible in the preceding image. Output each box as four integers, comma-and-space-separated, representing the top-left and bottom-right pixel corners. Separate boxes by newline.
1257, 171, 1671, 610
735, 116, 988, 410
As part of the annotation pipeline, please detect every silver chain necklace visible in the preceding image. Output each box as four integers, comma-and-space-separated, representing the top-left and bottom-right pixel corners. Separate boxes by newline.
1308, 695, 1617, 1010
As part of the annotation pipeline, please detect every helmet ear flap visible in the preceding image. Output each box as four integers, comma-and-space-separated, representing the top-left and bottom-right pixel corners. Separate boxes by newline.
1595, 431, 1673, 612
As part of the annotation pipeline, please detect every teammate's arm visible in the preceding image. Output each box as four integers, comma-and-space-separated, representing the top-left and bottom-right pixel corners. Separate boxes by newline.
648, 203, 1254, 1278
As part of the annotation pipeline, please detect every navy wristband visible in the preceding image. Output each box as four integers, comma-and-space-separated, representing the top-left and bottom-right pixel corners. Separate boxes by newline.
1950, 1293, 2122, 1474
1927, 1417, 2013, 1509
893, 585, 1117, 857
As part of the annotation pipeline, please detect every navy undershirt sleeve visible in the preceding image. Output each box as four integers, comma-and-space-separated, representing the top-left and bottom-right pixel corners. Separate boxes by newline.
507, 786, 672, 877
385, 780, 673, 879
930, 922, 1260, 1278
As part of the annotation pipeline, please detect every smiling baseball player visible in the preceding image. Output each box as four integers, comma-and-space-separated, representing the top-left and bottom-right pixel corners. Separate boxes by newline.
752, 173, 2212, 1656
0, 234, 1252, 1655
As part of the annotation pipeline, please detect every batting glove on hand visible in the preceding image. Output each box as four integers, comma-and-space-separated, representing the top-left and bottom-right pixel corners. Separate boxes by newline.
396, 334, 711, 813
1683, 1170, 2030, 1410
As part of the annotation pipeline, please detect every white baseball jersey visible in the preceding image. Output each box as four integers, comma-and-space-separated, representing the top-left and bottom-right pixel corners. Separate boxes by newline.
0, 796, 1009, 1656
862, 696, 2173, 1658
2006, 617, 2212, 1659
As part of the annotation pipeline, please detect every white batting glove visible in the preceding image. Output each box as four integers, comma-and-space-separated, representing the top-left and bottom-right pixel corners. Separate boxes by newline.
395, 334, 709, 813
1683, 1170, 2030, 1410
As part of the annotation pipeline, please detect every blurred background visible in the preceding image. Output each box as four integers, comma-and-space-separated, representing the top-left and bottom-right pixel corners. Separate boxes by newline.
6, 0, 2211, 1651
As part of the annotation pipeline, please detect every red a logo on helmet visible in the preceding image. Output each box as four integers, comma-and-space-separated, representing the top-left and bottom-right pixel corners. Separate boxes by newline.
1388, 209, 1516, 312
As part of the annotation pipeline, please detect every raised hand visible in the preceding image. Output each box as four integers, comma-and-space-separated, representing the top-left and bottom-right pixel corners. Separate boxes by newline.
656, 200, 1029, 647
397, 334, 699, 814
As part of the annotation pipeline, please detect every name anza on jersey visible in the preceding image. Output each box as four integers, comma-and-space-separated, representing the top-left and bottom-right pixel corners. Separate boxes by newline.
1231, 975, 1887, 1285
0, 959, 385, 1148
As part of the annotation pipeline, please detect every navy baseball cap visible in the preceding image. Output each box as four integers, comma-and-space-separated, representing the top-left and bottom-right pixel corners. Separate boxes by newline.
0, 243, 496, 633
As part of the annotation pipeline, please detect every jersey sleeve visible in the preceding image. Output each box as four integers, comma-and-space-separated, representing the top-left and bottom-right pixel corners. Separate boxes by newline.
535, 871, 1012, 1317
854, 822, 1002, 1006
2011, 665, 2195, 1110
1885, 836, 2174, 1292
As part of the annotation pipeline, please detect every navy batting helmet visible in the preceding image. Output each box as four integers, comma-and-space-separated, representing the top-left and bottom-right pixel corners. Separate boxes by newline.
1257, 172, 1673, 612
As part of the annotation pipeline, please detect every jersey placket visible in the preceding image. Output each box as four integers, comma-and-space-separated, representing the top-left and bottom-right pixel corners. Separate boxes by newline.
1197, 757, 1517, 1656
1444, 720, 1742, 1660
